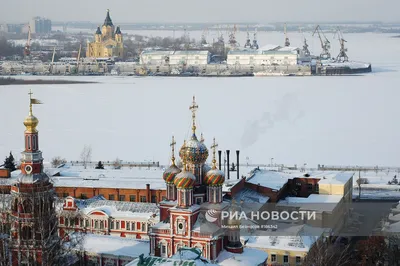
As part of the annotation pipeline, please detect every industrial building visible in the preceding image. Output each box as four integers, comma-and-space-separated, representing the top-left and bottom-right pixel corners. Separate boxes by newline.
227, 45, 300, 66
140, 50, 211, 66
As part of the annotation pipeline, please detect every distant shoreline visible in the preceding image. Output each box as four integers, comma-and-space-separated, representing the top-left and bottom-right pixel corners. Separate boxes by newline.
0, 77, 97, 86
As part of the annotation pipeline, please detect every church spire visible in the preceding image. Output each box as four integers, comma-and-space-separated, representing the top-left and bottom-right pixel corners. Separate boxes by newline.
24, 89, 42, 134
103, 9, 113, 26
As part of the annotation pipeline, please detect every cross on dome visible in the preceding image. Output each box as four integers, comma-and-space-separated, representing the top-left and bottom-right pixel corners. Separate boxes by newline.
189, 96, 198, 134
170, 136, 176, 165
210, 138, 218, 169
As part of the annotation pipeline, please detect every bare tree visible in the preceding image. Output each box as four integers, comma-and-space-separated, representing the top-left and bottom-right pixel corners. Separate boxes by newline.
302, 237, 355, 266
0, 181, 85, 265
51, 156, 67, 168
113, 157, 122, 169
80, 145, 92, 169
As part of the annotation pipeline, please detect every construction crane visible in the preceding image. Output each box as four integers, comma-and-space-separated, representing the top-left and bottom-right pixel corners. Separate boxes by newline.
284, 23, 290, 47
333, 27, 348, 62
312, 25, 331, 59
299, 27, 310, 57
24, 26, 32, 57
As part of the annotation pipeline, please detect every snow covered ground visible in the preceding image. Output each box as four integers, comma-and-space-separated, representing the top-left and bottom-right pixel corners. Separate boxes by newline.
1, 33, 400, 170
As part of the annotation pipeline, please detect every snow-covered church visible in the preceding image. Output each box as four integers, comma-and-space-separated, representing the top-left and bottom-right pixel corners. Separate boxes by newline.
149, 96, 251, 261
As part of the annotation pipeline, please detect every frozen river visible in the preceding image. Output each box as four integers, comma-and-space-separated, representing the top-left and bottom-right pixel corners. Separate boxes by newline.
1, 33, 400, 167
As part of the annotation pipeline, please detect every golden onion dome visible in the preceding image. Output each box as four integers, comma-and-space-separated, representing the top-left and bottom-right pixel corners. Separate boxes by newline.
163, 164, 181, 183
179, 134, 209, 165
204, 167, 225, 186
24, 113, 39, 133
174, 170, 196, 189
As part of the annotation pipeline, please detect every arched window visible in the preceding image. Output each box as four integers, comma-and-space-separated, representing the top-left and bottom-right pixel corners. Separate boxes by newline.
13, 198, 18, 212
100, 221, 104, 229
95, 221, 99, 229
27, 136, 31, 150
32, 135, 37, 150
22, 200, 32, 213
21, 226, 32, 240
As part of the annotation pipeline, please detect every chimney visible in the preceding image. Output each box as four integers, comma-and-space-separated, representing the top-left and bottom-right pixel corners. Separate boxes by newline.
218, 150, 222, 170
146, 183, 150, 203
226, 150, 230, 180
236, 150, 240, 180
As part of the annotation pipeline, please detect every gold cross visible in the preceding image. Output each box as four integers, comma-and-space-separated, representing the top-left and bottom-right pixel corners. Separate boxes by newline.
189, 96, 198, 134
210, 138, 218, 168
28, 89, 33, 100
170, 136, 176, 165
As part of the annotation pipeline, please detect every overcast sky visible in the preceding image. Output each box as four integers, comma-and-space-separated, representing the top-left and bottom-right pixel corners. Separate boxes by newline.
0, 0, 399, 23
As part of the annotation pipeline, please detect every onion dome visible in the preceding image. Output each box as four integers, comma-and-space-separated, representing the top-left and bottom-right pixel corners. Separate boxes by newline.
179, 134, 209, 165
24, 92, 40, 133
115, 26, 122, 34
204, 167, 225, 186
174, 169, 196, 189
204, 137, 224, 186
96, 26, 101, 35
163, 164, 181, 183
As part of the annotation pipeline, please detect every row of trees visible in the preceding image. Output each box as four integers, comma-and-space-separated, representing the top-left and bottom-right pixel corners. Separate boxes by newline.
0, 37, 23, 58
303, 236, 400, 266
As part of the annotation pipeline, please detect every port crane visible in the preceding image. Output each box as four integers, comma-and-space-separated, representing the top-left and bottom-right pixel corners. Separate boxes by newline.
228, 24, 239, 48
251, 28, 259, 49
312, 25, 331, 59
299, 27, 310, 57
333, 27, 348, 62
24, 26, 32, 57
284, 23, 290, 47
244, 26, 252, 48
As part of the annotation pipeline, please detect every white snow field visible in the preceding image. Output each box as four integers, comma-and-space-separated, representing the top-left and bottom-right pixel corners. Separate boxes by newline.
1, 33, 400, 169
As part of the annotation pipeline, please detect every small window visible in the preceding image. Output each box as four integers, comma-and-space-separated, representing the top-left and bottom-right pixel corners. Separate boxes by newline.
140, 196, 146, 202
110, 221, 114, 229
307, 184, 313, 192
296, 256, 301, 264
100, 221, 104, 229
109, 194, 115, 200
95, 221, 99, 229
127, 222, 130, 230
141, 223, 146, 232
129, 195, 136, 202
63, 193, 69, 197
315, 184, 319, 193
119, 195, 125, 201
151, 196, 157, 203
27, 136, 31, 150
196, 197, 203, 205
116, 221, 120, 230
284, 255, 289, 263
80, 193, 87, 199
271, 254, 276, 262
131, 222, 135, 231
70, 218, 75, 226
85, 219, 89, 228
161, 196, 167, 201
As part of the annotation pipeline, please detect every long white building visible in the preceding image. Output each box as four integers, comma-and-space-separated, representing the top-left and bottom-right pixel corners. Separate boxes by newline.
227, 45, 300, 66
140, 50, 211, 66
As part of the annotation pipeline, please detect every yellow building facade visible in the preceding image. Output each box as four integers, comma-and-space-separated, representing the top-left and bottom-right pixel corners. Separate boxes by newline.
86, 9, 123, 58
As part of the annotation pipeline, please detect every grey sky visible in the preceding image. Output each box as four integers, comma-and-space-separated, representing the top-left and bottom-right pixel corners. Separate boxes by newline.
0, 0, 398, 23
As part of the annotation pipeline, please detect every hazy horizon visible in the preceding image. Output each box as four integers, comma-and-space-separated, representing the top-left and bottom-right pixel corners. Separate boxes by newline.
1, 0, 399, 24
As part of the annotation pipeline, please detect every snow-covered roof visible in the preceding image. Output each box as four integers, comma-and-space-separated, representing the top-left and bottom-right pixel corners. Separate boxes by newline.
231, 188, 269, 203
246, 169, 353, 190
244, 225, 325, 252
320, 60, 371, 69
72, 197, 159, 219
217, 248, 268, 266
141, 50, 209, 56
277, 194, 343, 212
78, 234, 149, 257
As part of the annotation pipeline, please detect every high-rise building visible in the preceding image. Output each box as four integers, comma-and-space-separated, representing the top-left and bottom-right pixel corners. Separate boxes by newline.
29, 17, 52, 34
